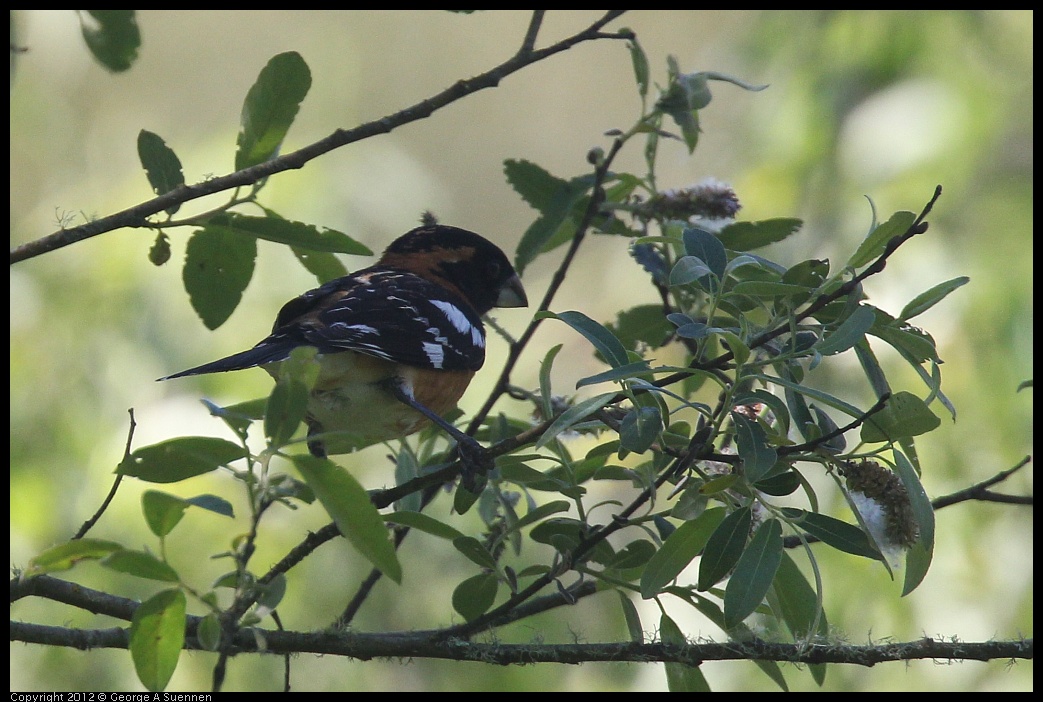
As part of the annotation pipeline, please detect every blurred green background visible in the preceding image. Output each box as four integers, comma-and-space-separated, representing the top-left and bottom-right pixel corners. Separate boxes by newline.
10, 10, 1032, 692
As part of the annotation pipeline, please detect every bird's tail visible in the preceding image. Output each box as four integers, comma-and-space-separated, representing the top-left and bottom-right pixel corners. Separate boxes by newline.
158, 341, 294, 381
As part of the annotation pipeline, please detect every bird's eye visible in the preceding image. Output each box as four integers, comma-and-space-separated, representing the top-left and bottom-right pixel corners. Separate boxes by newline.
485, 260, 502, 279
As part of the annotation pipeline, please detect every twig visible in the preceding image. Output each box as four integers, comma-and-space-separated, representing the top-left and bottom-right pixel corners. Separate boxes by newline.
777, 392, 891, 456
72, 408, 136, 540
931, 456, 1033, 508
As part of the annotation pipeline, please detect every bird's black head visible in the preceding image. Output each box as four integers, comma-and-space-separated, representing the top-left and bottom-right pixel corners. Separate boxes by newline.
381, 225, 527, 315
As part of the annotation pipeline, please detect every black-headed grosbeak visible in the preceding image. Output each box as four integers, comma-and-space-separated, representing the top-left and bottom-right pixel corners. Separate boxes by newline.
161, 224, 527, 460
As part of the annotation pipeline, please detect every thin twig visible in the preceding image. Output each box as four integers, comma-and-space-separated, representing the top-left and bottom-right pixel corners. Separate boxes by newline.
72, 408, 136, 540
931, 456, 1033, 508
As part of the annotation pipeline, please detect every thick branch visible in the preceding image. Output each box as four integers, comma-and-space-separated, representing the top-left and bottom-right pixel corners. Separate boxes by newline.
10, 615, 1032, 668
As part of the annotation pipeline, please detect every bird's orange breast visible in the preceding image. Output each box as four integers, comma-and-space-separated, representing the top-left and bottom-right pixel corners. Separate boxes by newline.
267, 350, 475, 455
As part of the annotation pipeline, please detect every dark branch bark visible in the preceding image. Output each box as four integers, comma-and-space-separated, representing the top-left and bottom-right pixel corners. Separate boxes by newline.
10, 614, 1032, 668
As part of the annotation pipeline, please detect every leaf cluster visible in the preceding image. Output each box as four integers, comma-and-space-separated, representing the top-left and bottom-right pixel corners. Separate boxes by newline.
12, 12, 987, 694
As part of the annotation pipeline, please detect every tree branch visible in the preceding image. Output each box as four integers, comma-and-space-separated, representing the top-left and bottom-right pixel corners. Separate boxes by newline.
930, 456, 1033, 508
10, 614, 1032, 668
10, 11, 632, 265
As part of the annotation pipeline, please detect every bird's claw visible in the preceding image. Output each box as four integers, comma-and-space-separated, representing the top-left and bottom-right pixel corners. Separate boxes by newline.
456, 438, 492, 493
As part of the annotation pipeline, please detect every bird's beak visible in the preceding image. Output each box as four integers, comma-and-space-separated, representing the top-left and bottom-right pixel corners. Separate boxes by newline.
496, 274, 528, 308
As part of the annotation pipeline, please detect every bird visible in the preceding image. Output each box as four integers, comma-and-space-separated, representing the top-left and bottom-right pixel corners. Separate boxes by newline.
160, 224, 528, 466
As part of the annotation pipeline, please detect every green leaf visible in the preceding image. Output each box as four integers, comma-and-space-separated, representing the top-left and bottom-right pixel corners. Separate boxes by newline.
672, 106, 701, 153
576, 360, 655, 389
185, 494, 235, 518
223, 212, 372, 255
735, 389, 791, 436
698, 506, 752, 590
771, 553, 828, 685
497, 458, 564, 485
724, 518, 783, 628
640, 507, 726, 598
502, 500, 572, 537
264, 378, 308, 446
529, 518, 616, 565
860, 391, 941, 444
605, 304, 674, 352
118, 437, 247, 483
504, 158, 571, 212
196, 613, 222, 652
255, 573, 287, 615
893, 450, 935, 596
606, 539, 657, 571
541, 310, 630, 368
869, 310, 940, 363
810, 405, 847, 454
786, 509, 881, 559
847, 210, 916, 269
505, 159, 595, 274
669, 256, 713, 287
754, 465, 801, 497
26, 539, 124, 576
129, 589, 186, 692
899, 276, 970, 321
452, 482, 482, 515
660, 613, 711, 691
772, 551, 827, 641
781, 258, 829, 288
137, 131, 185, 215
697, 70, 770, 93
717, 218, 803, 251
79, 10, 139, 72
620, 406, 663, 454
538, 343, 563, 421
854, 338, 892, 399
182, 224, 257, 330
626, 35, 650, 99
729, 280, 810, 299
384, 511, 465, 541
141, 491, 189, 537
733, 414, 777, 483
217, 397, 269, 422
815, 305, 876, 356
535, 392, 617, 449
265, 347, 318, 447
699, 474, 739, 496
235, 51, 312, 170
293, 248, 349, 284
452, 536, 498, 570
754, 371, 866, 422
291, 455, 402, 583
145, 491, 233, 537
619, 591, 644, 643
683, 227, 727, 282
101, 550, 179, 582
452, 572, 499, 621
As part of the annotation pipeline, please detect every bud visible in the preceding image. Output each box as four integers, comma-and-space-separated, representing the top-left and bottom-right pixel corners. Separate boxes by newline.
148, 232, 171, 266
839, 460, 920, 565
640, 178, 741, 223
